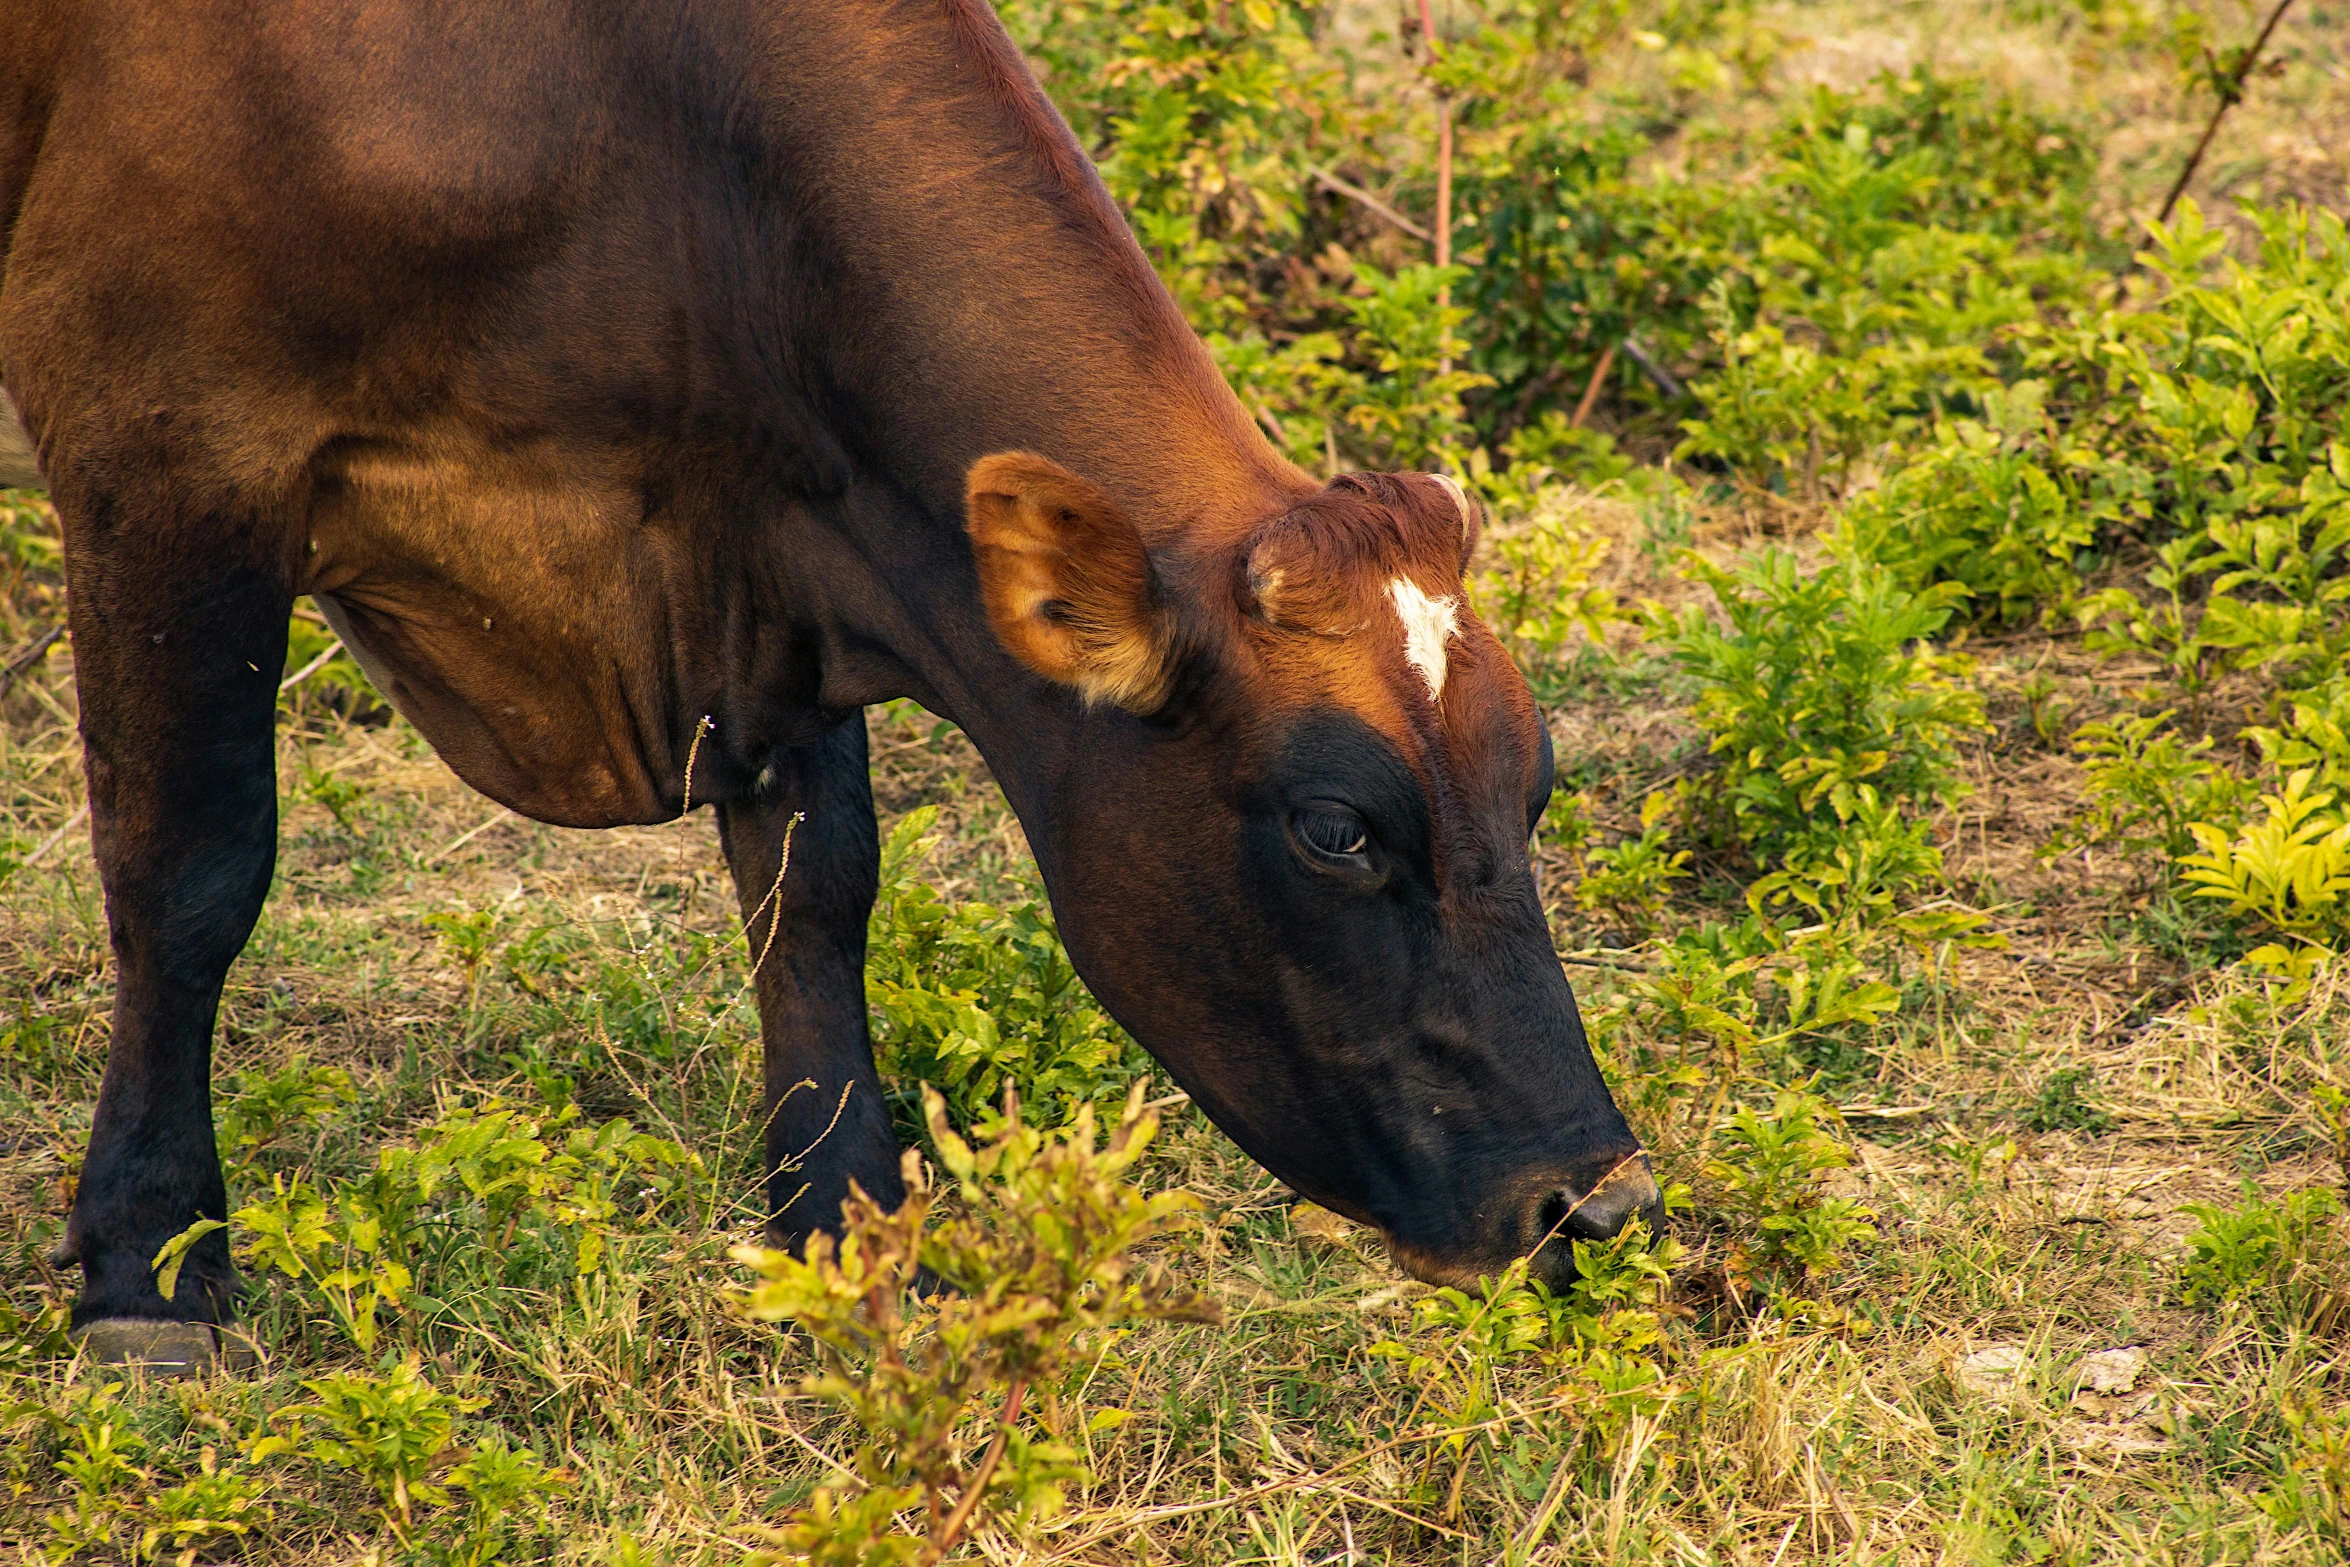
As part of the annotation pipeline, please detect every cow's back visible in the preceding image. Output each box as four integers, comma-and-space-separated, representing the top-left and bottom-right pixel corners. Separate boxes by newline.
0, 1, 765, 827
3, 0, 648, 477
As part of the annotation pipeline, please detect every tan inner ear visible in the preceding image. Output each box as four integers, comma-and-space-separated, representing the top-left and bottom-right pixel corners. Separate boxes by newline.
1430, 472, 1482, 568
965, 451, 1173, 711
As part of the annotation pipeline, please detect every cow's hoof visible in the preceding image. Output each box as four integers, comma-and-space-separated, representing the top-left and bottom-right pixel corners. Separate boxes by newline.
75, 1319, 261, 1378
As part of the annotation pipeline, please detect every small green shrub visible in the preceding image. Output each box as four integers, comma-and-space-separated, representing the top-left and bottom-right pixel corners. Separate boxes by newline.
2247, 675, 2350, 796
1781, 68, 2098, 246
261, 1357, 471, 1534
252, 1354, 561, 1555
492, 919, 740, 1069
1598, 930, 1902, 1151
1835, 380, 2093, 622
40, 1384, 148, 1563
1649, 549, 1983, 859
218, 1059, 358, 1167
867, 808, 1145, 1131
0, 1294, 71, 1381
1468, 477, 1623, 690
1370, 1217, 1686, 1527
1673, 115, 2098, 493
2021, 1065, 2114, 1134
1213, 264, 1492, 474
30, 1383, 273, 1565
2177, 1183, 2347, 1330
1706, 1090, 1879, 1307
425, 908, 507, 1014
2063, 711, 2249, 862
732, 1083, 1213, 1566
1457, 80, 1680, 426
1208, 326, 1354, 471
1399, 1222, 1683, 1373
433, 1434, 571, 1567
2038, 206, 2350, 686
0, 1003, 86, 1085
1340, 263, 1490, 468
2262, 1395, 2350, 1553
1573, 792, 1690, 934
1000, 0, 1338, 334
1745, 785, 1957, 934
138, 1450, 268, 1567
297, 759, 371, 837
2181, 770, 2350, 981
221, 1173, 412, 1352
203, 1094, 695, 1351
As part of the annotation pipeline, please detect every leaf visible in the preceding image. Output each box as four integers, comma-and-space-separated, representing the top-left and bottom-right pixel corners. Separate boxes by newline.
151, 1219, 229, 1304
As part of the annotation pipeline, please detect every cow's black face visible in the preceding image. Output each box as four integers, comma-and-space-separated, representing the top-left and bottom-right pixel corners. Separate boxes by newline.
967, 457, 1659, 1289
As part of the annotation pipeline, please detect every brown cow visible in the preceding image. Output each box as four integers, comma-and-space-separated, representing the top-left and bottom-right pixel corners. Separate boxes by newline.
0, 0, 1659, 1361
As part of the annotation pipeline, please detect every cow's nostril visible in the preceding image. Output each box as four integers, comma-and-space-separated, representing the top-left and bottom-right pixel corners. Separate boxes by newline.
1549, 1154, 1665, 1245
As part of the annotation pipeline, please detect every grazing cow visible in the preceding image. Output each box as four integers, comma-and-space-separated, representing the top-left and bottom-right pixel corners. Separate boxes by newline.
0, 0, 1661, 1359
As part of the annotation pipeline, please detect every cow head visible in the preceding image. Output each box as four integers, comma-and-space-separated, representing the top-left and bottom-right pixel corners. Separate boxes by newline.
964, 451, 1660, 1288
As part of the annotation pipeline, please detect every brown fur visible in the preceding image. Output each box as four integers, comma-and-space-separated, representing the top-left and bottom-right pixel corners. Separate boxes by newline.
1238, 472, 1472, 636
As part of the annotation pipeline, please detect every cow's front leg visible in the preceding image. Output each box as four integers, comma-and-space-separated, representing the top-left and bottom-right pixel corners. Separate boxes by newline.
53, 518, 289, 1364
718, 716, 904, 1254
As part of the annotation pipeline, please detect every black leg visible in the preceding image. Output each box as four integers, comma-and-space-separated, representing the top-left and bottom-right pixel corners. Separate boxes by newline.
718, 717, 904, 1253
55, 527, 288, 1333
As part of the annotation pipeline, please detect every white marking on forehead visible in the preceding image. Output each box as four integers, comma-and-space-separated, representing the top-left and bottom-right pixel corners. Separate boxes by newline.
1388, 577, 1460, 700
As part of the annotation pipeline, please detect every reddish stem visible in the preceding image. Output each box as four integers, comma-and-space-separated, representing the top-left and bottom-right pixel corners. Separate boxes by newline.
2156, 0, 2297, 227
1416, 0, 1454, 374
1570, 341, 1619, 429
925, 1377, 1027, 1564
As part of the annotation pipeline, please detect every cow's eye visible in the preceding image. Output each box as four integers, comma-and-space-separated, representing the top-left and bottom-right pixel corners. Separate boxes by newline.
1291, 806, 1370, 866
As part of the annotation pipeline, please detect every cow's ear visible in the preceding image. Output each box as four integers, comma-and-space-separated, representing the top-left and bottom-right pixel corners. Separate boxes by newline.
965, 451, 1174, 712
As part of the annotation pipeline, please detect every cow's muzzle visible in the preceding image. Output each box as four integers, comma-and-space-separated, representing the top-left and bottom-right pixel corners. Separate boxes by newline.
1382, 1152, 1665, 1290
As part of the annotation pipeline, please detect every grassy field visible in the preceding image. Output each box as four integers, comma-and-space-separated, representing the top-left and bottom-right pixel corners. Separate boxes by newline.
8, 1, 2350, 1563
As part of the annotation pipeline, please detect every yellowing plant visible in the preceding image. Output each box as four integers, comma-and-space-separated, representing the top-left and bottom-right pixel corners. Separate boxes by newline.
2181, 769, 2350, 983
733, 1083, 1215, 1566
1471, 489, 1624, 682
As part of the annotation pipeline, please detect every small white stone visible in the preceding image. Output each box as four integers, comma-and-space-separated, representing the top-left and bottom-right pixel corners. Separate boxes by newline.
2066, 1419, 2170, 1457
2076, 1346, 2147, 1395
1956, 1343, 2028, 1395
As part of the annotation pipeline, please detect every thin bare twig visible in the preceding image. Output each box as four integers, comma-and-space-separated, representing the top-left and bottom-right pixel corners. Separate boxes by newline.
1570, 341, 1620, 429
1306, 166, 1431, 242
0, 623, 63, 700
24, 803, 88, 867
745, 810, 805, 978
2113, 0, 2300, 305
781, 1079, 860, 1171
1561, 950, 1655, 974
428, 808, 515, 864
2155, 0, 2299, 228
1619, 336, 1687, 401
278, 636, 345, 693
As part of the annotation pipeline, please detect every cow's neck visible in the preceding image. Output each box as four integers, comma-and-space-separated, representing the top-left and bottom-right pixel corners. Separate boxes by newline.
760, 0, 1307, 540
730, 1, 1310, 823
